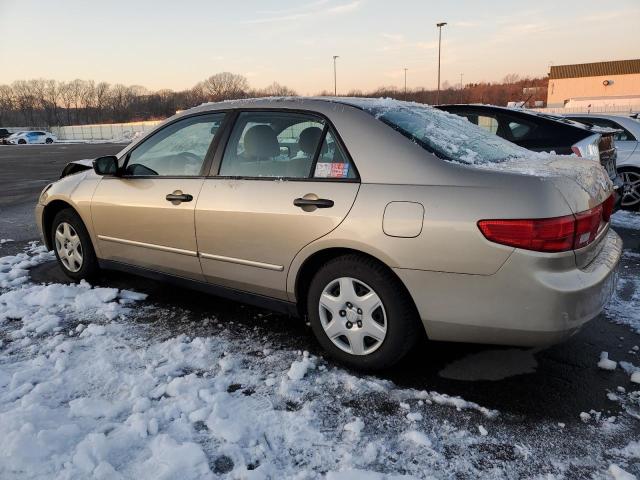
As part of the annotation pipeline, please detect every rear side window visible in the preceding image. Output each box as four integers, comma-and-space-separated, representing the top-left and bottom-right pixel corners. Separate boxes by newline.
460, 114, 499, 135
313, 131, 356, 179
219, 111, 356, 179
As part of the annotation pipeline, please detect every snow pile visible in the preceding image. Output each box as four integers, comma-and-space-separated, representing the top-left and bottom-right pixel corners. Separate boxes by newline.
0, 242, 53, 288
598, 352, 617, 371
605, 249, 640, 333
608, 464, 637, 480
612, 211, 640, 231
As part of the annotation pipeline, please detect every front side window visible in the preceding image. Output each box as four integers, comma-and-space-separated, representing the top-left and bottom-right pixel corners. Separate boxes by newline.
125, 113, 225, 176
220, 111, 353, 179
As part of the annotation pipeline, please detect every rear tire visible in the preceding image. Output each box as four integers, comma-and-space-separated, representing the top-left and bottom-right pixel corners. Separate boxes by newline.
51, 208, 100, 281
306, 254, 420, 371
619, 167, 640, 212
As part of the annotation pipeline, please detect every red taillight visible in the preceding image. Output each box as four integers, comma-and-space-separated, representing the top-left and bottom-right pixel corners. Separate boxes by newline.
573, 205, 602, 249
602, 194, 615, 222
571, 146, 582, 157
478, 195, 614, 253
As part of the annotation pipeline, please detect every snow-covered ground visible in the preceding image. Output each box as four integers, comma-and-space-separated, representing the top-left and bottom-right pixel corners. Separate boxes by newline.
1, 212, 640, 479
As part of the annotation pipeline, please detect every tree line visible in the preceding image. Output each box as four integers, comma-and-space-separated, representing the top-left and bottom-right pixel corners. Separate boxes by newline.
0, 72, 547, 128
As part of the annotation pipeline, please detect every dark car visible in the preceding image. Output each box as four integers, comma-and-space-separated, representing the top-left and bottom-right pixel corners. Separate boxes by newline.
0, 128, 11, 144
435, 104, 623, 198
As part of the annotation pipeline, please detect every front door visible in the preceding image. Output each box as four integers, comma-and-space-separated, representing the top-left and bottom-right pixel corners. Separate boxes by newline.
91, 112, 226, 280
195, 110, 360, 299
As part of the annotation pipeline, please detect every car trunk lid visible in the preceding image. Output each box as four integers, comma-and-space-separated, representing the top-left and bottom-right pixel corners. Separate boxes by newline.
474, 154, 614, 268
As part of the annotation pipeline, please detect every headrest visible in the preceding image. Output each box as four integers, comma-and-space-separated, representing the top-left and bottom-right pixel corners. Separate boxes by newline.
298, 126, 324, 156
244, 125, 279, 159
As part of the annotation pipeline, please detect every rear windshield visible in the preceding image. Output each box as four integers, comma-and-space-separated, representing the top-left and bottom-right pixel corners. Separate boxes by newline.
359, 100, 531, 164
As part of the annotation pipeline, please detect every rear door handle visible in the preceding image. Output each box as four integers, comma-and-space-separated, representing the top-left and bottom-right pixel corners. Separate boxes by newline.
166, 192, 193, 203
293, 197, 334, 209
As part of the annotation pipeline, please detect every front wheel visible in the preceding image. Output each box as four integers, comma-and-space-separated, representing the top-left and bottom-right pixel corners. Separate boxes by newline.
307, 254, 420, 370
51, 208, 100, 281
45, 137, 54, 144
619, 167, 640, 212
17, 139, 26, 144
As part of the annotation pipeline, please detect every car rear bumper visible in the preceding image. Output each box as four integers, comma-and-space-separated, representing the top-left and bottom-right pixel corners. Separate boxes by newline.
394, 228, 622, 346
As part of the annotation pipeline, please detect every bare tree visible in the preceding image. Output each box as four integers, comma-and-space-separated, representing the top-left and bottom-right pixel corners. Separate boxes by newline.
254, 82, 297, 97
197, 72, 249, 101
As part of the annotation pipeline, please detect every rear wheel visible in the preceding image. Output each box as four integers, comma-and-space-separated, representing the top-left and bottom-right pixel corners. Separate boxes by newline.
619, 167, 640, 212
51, 208, 100, 281
306, 254, 420, 370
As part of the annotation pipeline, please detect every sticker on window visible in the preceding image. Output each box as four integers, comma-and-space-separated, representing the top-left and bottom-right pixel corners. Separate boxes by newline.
315, 162, 350, 178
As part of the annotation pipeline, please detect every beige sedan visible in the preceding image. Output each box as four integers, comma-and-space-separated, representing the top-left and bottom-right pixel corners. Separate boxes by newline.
36, 98, 622, 370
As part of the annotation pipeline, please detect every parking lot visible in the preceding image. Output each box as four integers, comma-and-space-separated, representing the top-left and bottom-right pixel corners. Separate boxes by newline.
2, 143, 640, 477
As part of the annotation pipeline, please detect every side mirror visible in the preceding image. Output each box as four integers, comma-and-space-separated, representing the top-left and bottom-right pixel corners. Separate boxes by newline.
93, 156, 119, 176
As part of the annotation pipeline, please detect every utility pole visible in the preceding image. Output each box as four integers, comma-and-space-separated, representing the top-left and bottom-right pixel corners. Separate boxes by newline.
333, 55, 339, 96
404, 68, 408, 100
459, 73, 464, 103
436, 22, 447, 105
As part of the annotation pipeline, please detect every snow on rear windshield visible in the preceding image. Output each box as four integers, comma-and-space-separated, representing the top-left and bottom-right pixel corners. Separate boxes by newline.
357, 99, 530, 164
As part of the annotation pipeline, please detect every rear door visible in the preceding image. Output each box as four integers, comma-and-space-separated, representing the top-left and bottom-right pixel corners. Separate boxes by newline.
195, 110, 359, 299
91, 112, 227, 280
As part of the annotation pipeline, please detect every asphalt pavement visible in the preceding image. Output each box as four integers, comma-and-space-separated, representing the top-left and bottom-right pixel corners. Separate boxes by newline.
1, 143, 639, 425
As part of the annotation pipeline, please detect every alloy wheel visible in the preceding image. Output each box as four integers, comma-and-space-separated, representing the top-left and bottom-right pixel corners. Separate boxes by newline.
620, 170, 640, 209
318, 277, 387, 355
55, 222, 83, 272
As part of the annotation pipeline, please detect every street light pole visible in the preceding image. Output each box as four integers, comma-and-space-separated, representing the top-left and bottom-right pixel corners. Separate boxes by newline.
459, 73, 464, 102
333, 55, 339, 96
404, 68, 408, 100
436, 22, 447, 105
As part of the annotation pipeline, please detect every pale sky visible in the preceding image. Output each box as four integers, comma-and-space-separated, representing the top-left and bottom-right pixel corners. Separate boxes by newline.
0, 0, 638, 95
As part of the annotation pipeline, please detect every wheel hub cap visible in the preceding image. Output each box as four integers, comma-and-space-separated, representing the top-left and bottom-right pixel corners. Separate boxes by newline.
318, 277, 387, 356
54, 222, 83, 273
621, 171, 640, 208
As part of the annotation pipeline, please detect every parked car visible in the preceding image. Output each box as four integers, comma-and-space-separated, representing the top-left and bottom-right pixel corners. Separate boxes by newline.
0, 128, 11, 144
36, 98, 621, 370
564, 114, 640, 211
7, 130, 56, 144
435, 104, 623, 204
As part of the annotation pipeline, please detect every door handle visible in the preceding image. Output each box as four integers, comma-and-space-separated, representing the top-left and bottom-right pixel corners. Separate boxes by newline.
166, 192, 193, 203
293, 197, 334, 208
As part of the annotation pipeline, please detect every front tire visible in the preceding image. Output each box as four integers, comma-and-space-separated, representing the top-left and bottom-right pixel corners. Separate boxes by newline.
51, 208, 100, 281
307, 254, 420, 370
18, 139, 26, 144
45, 137, 54, 144
619, 167, 640, 212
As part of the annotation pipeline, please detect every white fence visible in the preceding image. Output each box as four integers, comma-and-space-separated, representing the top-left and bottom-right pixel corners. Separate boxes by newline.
532, 104, 640, 115
51, 120, 163, 142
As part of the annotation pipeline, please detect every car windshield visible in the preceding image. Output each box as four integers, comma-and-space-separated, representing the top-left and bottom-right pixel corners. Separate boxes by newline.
354, 99, 530, 164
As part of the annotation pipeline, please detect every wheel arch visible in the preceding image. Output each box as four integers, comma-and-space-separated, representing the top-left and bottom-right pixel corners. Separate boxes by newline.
42, 200, 78, 250
292, 246, 420, 322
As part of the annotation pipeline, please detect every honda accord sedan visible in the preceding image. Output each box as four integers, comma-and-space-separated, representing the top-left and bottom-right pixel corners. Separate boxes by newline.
35, 98, 622, 370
